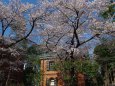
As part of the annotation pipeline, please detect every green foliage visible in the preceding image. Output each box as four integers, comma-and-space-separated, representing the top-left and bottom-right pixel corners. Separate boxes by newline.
23, 67, 35, 86
24, 65, 41, 86
74, 60, 99, 78
100, 4, 115, 20
27, 55, 40, 65
94, 45, 110, 57
27, 46, 42, 55
53, 59, 99, 86
24, 45, 43, 86
94, 40, 115, 86
54, 59, 99, 79
94, 40, 115, 63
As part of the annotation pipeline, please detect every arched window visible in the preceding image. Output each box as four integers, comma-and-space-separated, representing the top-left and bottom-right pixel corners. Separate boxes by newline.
46, 78, 57, 86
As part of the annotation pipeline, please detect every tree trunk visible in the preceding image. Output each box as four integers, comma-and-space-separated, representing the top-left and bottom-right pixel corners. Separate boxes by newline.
70, 67, 77, 86
69, 51, 77, 86
5, 69, 11, 86
104, 64, 109, 86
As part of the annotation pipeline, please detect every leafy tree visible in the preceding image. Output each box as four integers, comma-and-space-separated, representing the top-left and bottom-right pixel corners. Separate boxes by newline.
94, 40, 115, 86
23, 45, 43, 86
94, 40, 115, 63
53, 57, 99, 86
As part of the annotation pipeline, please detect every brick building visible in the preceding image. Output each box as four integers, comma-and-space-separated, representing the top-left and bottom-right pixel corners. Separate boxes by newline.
40, 57, 85, 86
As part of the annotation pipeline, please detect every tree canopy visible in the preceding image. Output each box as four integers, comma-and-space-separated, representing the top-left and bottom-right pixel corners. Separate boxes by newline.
94, 40, 115, 63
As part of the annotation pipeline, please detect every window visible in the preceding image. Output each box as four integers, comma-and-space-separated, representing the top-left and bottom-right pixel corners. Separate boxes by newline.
50, 79, 55, 86
46, 78, 57, 86
49, 61, 54, 70
47, 61, 55, 71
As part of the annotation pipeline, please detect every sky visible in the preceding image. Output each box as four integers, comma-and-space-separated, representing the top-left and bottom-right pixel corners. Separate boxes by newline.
3, 0, 37, 4
21, 0, 37, 4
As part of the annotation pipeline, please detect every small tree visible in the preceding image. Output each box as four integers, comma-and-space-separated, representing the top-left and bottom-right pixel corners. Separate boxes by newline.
54, 57, 99, 86
23, 45, 44, 86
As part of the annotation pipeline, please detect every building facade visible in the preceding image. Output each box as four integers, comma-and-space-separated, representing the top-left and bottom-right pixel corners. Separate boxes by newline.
40, 57, 62, 86
40, 57, 85, 86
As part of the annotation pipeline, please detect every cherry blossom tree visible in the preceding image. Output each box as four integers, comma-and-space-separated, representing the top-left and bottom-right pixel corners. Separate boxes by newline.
0, 0, 53, 85
40, 0, 115, 85
0, 0, 54, 48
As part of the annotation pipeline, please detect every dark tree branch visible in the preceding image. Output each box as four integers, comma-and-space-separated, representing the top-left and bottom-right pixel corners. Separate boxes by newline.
74, 30, 80, 48
7, 18, 37, 48
45, 32, 54, 52
74, 11, 80, 48
80, 34, 100, 46
58, 9, 75, 24
71, 33, 74, 46
1, 19, 13, 36
80, 31, 115, 47
54, 30, 71, 46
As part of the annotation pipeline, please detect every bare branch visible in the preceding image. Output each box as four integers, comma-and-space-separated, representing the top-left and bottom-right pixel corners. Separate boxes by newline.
7, 18, 37, 48
1, 19, 13, 37
80, 30, 115, 47
80, 34, 100, 46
